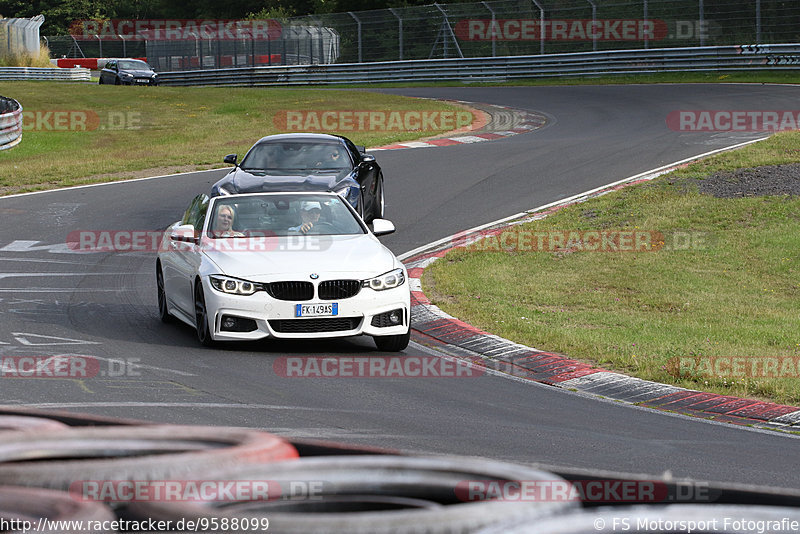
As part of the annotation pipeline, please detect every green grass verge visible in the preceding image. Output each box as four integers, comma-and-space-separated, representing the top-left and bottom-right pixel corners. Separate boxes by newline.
423, 130, 800, 405
0, 82, 471, 196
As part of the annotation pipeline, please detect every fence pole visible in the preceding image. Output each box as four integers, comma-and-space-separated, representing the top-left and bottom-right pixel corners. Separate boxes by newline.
481, 1, 496, 57
756, 0, 761, 44
643, 0, 648, 49
531, 0, 545, 55
389, 8, 403, 61
347, 12, 362, 62
699, 0, 705, 47
587, 0, 597, 51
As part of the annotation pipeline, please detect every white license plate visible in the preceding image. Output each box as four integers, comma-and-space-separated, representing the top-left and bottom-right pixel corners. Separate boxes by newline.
296, 303, 338, 317
135, 79, 149, 83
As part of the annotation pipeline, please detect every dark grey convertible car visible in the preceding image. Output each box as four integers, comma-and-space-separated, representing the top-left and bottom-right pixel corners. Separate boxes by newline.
211, 133, 385, 222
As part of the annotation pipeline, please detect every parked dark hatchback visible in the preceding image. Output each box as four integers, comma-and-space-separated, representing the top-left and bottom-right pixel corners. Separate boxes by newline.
212, 133, 385, 222
99, 59, 159, 86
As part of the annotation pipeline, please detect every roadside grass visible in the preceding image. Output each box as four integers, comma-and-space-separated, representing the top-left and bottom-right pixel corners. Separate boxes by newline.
0, 45, 53, 68
423, 130, 800, 405
0, 82, 470, 195
327, 70, 800, 88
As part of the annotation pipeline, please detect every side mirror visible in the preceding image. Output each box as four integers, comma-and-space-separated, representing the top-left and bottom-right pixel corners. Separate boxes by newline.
223, 154, 238, 166
169, 224, 198, 244
370, 218, 395, 236
360, 154, 376, 165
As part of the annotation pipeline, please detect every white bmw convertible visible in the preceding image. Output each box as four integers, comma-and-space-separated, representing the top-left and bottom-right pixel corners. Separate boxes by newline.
156, 192, 410, 351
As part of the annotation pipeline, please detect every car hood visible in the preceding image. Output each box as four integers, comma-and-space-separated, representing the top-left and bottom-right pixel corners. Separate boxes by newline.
221, 168, 352, 193
201, 234, 398, 279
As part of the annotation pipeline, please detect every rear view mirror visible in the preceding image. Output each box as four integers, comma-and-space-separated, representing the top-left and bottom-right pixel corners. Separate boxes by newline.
224, 154, 238, 166
370, 219, 395, 236
170, 224, 198, 244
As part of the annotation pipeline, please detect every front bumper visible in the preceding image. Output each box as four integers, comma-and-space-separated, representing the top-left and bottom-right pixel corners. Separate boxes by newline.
201, 277, 410, 342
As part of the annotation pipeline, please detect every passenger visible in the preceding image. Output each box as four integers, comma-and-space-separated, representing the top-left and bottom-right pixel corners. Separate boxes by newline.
212, 205, 244, 237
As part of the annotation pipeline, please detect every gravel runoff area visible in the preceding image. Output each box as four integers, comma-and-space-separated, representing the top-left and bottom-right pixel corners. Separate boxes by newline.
694, 163, 800, 198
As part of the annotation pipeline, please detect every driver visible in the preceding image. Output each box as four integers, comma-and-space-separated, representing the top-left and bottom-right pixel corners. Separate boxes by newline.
212, 205, 244, 237
289, 201, 322, 234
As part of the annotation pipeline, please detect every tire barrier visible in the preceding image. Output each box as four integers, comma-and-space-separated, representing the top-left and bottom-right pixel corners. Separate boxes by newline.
0, 96, 22, 151
0, 406, 144, 427
0, 425, 298, 492
475, 504, 800, 533
0, 485, 116, 534
0, 415, 69, 433
124, 455, 579, 534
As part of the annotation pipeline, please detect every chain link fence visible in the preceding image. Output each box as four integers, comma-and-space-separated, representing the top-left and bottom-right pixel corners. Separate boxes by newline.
43, 0, 800, 70
1, 16, 45, 58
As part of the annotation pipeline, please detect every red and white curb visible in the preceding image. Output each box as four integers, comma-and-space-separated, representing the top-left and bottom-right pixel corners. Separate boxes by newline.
370, 102, 548, 151
401, 137, 800, 429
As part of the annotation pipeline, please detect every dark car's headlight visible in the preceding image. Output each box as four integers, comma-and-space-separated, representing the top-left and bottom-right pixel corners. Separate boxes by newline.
120, 72, 133, 78
333, 183, 360, 207
363, 268, 405, 291
209, 275, 260, 296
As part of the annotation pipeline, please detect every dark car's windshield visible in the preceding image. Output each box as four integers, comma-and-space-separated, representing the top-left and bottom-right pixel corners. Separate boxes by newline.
117, 60, 151, 70
206, 194, 366, 238
240, 141, 353, 171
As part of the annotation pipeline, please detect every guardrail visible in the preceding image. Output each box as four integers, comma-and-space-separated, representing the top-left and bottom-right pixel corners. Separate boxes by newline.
0, 97, 22, 151
157, 43, 800, 86
0, 67, 91, 81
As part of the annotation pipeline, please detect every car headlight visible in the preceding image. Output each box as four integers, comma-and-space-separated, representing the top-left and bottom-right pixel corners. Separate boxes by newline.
362, 268, 405, 291
120, 72, 133, 78
333, 183, 360, 207
209, 275, 260, 296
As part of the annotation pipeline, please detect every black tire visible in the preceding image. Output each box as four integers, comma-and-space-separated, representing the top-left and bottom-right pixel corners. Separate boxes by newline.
98, 77, 103, 85
0, 425, 298, 491
372, 175, 385, 220
125, 455, 578, 534
373, 328, 411, 352
156, 262, 173, 323
194, 281, 215, 347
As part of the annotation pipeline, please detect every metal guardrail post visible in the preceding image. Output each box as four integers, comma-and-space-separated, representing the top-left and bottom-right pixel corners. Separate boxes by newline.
756, 0, 762, 44
347, 12, 362, 63
481, 2, 496, 58
531, 0, 545, 55
699, 0, 705, 47
389, 8, 403, 61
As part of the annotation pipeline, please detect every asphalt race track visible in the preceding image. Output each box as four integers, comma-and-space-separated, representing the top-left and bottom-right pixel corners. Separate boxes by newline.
1, 84, 799, 489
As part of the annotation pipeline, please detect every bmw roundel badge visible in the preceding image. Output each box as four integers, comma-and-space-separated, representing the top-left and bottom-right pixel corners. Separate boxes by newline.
310, 273, 319, 279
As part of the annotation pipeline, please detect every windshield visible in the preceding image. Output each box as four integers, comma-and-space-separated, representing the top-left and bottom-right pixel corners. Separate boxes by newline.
240, 141, 352, 171
206, 194, 366, 238
118, 60, 151, 70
